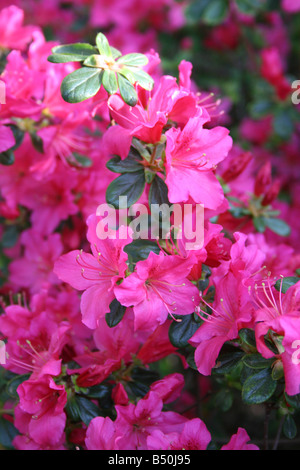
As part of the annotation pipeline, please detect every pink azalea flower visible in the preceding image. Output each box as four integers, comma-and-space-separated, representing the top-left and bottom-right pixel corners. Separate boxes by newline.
282, 0, 300, 12
114, 251, 200, 330
9, 230, 63, 294
54, 214, 132, 329
0, 308, 70, 378
221, 428, 259, 450
147, 418, 211, 450
0, 5, 40, 51
85, 416, 119, 450
15, 375, 67, 447
108, 74, 199, 145
0, 125, 15, 152
252, 280, 300, 395
164, 109, 232, 209
113, 391, 188, 450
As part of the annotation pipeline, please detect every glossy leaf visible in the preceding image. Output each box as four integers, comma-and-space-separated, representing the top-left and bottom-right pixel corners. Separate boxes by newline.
61, 67, 103, 103
106, 171, 145, 208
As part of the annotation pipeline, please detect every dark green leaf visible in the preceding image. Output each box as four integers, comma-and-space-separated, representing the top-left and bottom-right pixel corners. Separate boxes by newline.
30, 132, 44, 153
169, 314, 202, 349
202, 0, 229, 25
213, 351, 245, 375
283, 415, 297, 440
106, 148, 143, 174
1, 225, 19, 248
0, 149, 14, 166
273, 110, 294, 140
242, 368, 277, 404
131, 367, 160, 385
149, 176, 170, 207
124, 239, 160, 263
235, 0, 266, 15
6, 374, 30, 398
106, 171, 145, 209
105, 298, 126, 328
274, 276, 299, 294
128, 381, 149, 398
239, 328, 256, 349
86, 384, 113, 408
0, 417, 19, 449
285, 393, 300, 410
61, 67, 103, 103
117, 73, 138, 107
75, 396, 100, 425
48, 43, 97, 63
242, 354, 274, 370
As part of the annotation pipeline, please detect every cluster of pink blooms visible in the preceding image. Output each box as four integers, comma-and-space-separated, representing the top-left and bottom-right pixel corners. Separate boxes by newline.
0, 2, 299, 451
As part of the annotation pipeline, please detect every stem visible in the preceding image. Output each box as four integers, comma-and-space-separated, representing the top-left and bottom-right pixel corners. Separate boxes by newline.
272, 416, 285, 450
264, 405, 271, 450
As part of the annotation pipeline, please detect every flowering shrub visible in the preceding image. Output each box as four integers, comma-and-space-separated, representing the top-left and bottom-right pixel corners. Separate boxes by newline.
0, 0, 299, 451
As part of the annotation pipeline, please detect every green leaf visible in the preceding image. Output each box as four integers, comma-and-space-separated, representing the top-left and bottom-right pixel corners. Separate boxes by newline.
169, 314, 202, 349
0, 149, 14, 165
283, 415, 297, 440
6, 374, 31, 398
95, 32, 112, 57
86, 385, 113, 409
75, 396, 100, 426
106, 148, 143, 174
61, 67, 103, 103
235, 0, 265, 15
239, 328, 256, 349
117, 73, 138, 106
71, 152, 93, 168
0, 417, 19, 449
128, 381, 150, 398
117, 53, 148, 67
242, 368, 277, 404
285, 392, 300, 410
274, 276, 299, 293
273, 110, 294, 140
111, 47, 122, 59
30, 132, 44, 153
124, 239, 160, 263
242, 354, 274, 370
202, 0, 229, 25
102, 70, 118, 94
48, 43, 97, 63
105, 299, 126, 328
213, 351, 245, 375
253, 216, 267, 233
263, 218, 291, 237
125, 67, 154, 91
149, 176, 170, 207
131, 367, 160, 385
106, 170, 145, 209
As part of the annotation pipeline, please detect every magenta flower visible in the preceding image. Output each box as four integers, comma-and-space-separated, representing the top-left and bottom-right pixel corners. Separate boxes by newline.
114, 251, 200, 330
147, 418, 211, 450
0, 125, 15, 153
165, 109, 232, 209
54, 214, 132, 329
15, 375, 67, 448
221, 428, 259, 450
